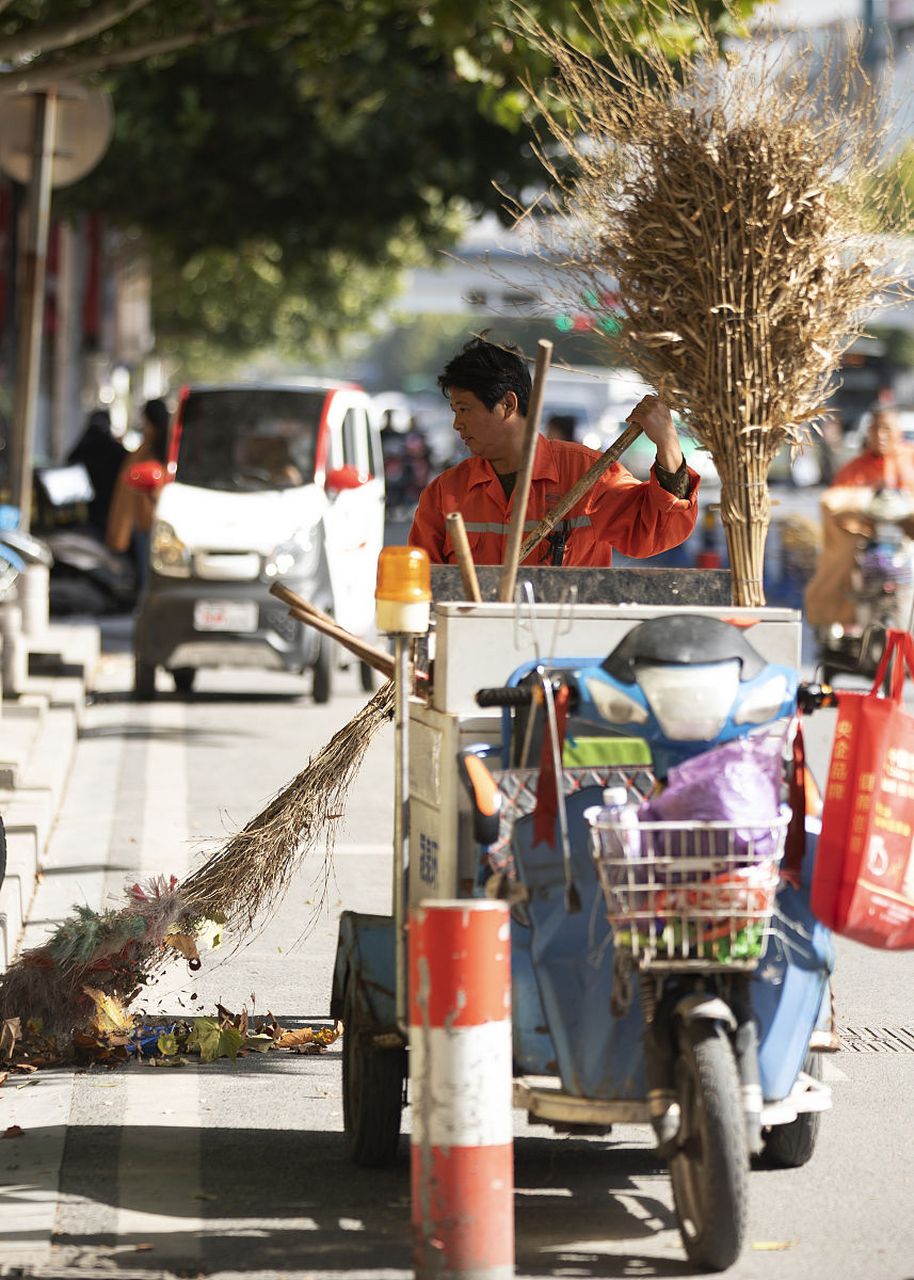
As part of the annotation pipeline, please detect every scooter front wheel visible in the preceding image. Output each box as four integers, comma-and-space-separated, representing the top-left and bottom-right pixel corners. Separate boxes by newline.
668, 1021, 748, 1272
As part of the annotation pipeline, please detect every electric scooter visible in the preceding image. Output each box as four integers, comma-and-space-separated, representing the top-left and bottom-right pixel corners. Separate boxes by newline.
469, 613, 835, 1271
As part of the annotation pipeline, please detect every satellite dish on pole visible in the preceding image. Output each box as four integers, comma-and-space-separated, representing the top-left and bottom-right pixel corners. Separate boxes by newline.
0, 82, 113, 187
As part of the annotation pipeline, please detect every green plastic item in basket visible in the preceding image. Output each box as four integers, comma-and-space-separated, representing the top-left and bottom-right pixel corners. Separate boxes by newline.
563, 736, 652, 767
614, 920, 766, 962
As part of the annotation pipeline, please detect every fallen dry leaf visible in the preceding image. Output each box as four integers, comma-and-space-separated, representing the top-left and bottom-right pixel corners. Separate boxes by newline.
83, 987, 134, 1036
164, 931, 200, 963
275, 1027, 315, 1050
0, 1072, 8, 1088
3, 1125, 24, 1139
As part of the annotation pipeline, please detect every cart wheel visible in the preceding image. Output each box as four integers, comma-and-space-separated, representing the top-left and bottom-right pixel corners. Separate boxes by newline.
760, 1051, 822, 1169
312, 635, 332, 705
342, 977, 405, 1166
134, 657, 157, 702
172, 667, 196, 694
359, 660, 376, 693
668, 1022, 748, 1272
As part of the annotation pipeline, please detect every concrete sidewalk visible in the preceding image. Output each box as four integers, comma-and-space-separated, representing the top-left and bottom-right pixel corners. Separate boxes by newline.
0, 619, 101, 974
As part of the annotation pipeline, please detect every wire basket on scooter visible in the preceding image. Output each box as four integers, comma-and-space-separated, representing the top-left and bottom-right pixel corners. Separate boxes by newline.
590, 815, 789, 971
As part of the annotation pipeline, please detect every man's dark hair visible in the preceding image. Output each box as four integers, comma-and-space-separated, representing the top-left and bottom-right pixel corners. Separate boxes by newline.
437, 337, 532, 416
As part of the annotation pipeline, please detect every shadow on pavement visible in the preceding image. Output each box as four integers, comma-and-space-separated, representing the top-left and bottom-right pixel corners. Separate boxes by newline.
19, 1123, 693, 1278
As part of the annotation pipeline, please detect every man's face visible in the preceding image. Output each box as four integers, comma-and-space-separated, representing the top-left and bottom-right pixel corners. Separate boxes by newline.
448, 387, 508, 459
866, 411, 902, 457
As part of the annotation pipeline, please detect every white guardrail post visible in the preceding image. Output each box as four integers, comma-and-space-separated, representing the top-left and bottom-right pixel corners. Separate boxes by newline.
410, 899, 514, 1279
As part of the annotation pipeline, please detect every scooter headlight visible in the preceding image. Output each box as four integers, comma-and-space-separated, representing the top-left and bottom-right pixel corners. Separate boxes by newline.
151, 520, 191, 578
638, 660, 740, 741
262, 531, 318, 581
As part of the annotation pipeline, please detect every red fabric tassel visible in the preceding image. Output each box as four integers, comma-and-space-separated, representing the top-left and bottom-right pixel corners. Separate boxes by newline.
533, 684, 570, 847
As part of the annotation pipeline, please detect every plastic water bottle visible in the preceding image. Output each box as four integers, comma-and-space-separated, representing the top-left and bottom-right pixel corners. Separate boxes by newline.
597, 786, 641, 856
595, 786, 643, 913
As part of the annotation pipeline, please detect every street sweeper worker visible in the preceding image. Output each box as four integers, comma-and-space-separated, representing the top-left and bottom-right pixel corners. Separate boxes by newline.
408, 336, 699, 566
806, 405, 914, 629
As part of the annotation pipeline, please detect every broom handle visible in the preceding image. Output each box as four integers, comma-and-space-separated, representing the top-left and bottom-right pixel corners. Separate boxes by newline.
287, 607, 395, 678
269, 582, 395, 677
445, 511, 481, 603
498, 338, 553, 603
518, 420, 643, 563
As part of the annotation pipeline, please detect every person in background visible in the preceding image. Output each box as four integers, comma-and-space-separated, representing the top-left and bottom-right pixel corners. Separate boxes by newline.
402, 416, 432, 504
106, 398, 170, 590
409, 336, 698, 566
805, 405, 914, 629
828, 405, 914, 491
544, 414, 577, 443
66, 407, 126, 538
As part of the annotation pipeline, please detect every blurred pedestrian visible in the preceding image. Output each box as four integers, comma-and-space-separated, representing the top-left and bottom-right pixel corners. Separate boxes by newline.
106, 398, 170, 590
544, 414, 577, 443
805, 405, 914, 629
66, 407, 127, 538
403, 417, 432, 502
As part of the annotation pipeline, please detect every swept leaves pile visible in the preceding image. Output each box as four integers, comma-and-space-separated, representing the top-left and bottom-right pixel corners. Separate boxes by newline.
0, 1000, 342, 1078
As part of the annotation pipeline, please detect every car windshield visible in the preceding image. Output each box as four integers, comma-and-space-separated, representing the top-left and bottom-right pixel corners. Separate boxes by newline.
176, 389, 324, 491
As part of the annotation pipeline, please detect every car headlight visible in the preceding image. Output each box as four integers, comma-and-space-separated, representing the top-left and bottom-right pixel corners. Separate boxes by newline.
262, 531, 318, 581
151, 520, 191, 578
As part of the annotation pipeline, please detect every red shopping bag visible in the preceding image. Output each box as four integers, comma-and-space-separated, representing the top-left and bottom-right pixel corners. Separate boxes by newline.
812, 629, 914, 948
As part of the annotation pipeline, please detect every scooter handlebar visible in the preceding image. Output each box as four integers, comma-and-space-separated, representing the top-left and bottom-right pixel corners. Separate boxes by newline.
797, 682, 839, 714
476, 685, 534, 708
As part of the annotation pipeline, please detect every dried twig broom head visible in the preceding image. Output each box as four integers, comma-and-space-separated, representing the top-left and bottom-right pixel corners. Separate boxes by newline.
516, 1, 911, 604
0, 681, 395, 1037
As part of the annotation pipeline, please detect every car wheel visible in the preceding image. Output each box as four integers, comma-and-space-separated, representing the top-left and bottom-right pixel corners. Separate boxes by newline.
312, 635, 332, 704
172, 667, 196, 694
134, 657, 157, 701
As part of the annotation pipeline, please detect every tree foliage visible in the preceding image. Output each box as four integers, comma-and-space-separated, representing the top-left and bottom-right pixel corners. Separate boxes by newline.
3, 1, 759, 365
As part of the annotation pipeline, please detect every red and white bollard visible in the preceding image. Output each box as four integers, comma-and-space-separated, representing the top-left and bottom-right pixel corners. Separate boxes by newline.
410, 900, 514, 1280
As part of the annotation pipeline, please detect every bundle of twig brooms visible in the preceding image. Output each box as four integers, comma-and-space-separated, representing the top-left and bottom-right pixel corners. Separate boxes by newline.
518, 0, 911, 605
0, 653, 395, 1039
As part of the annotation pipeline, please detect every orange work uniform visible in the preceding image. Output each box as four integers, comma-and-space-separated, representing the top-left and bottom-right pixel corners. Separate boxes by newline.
830, 445, 914, 492
409, 435, 699, 566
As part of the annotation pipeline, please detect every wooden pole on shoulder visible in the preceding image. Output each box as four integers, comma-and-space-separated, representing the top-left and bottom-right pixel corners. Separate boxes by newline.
497, 339, 553, 603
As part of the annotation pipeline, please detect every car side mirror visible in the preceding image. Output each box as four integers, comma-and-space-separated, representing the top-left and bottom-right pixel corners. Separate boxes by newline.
125, 461, 166, 493
325, 464, 368, 493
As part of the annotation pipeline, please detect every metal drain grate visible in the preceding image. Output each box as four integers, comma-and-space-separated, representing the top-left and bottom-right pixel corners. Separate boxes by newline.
839, 1026, 914, 1052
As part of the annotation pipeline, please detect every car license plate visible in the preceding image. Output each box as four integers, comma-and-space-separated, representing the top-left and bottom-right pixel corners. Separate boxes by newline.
193, 600, 259, 633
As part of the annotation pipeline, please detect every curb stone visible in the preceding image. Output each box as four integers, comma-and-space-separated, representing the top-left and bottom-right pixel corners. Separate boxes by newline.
0, 621, 100, 974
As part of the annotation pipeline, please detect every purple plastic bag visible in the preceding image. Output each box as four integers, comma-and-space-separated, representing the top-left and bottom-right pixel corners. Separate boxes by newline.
638, 732, 786, 862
